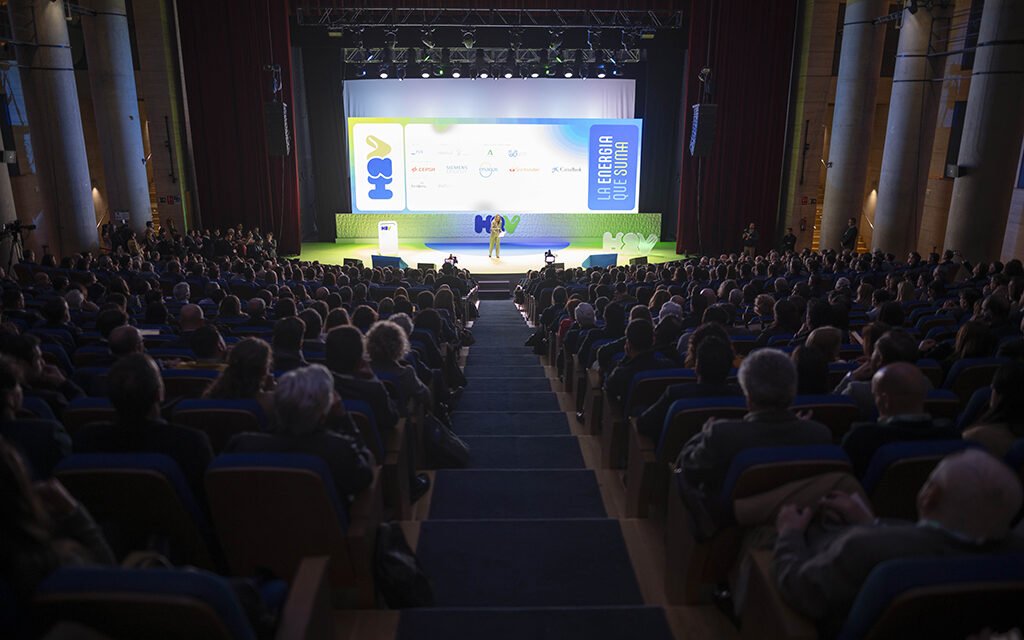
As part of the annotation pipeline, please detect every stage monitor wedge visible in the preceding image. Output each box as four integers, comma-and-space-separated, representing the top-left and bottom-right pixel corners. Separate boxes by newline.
343, 258, 364, 267
582, 254, 618, 269
371, 255, 409, 270
629, 256, 648, 266
417, 263, 437, 272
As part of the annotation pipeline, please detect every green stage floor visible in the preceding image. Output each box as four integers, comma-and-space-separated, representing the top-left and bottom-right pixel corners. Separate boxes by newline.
296, 241, 685, 274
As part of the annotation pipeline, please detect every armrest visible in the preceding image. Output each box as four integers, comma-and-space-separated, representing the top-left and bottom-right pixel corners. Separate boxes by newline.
630, 417, 657, 452
740, 549, 817, 640
625, 418, 661, 517
349, 466, 383, 523
385, 418, 407, 454
276, 556, 333, 640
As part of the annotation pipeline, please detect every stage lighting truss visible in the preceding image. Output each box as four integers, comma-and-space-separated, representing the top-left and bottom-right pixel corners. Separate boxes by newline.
296, 7, 683, 31
343, 47, 641, 78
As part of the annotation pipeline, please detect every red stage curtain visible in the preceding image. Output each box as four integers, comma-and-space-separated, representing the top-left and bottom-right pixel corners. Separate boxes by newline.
176, 0, 301, 254
676, 0, 799, 256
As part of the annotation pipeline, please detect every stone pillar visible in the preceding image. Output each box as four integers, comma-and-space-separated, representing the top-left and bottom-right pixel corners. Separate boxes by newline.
943, 0, 1024, 262
872, 3, 950, 256
819, 0, 888, 250
8, 0, 98, 256
81, 0, 152, 235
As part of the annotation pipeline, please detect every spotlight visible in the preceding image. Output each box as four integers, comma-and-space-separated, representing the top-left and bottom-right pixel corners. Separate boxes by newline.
475, 48, 488, 78
451, 64, 462, 78
574, 49, 585, 78
356, 65, 367, 78
479, 68, 490, 79
563, 69, 573, 78
548, 29, 563, 50
462, 29, 476, 49
384, 29, 398, 49
421, 28, 435, 49
610, 64, 623, 77
594, 50, 607, 78
530, 67, 540, 78
421, 68, 430, 79
504, 68, 513, 79
379, 66, 390, 79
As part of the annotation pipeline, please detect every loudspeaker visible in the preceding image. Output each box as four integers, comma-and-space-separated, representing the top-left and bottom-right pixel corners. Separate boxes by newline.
550, 263, 565, 270
417, 263, 436, 271
343, 258, 363, 267
689, 103, 717, 157
264, 101, 291, 156
371, 255, 408, 270
629, 256, 648, 266
582, 254, 618, 268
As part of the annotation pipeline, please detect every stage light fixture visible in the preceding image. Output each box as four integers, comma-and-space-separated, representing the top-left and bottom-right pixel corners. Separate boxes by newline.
356, 65, 367, 78
594, 50, 607, 78
530, 67, 540, 78
421, 28, 435, 49
479, 68, 490, 79
503, 68, 514, 79
421, 68, 431, 79
574, 49, 585, 78
379, 66, 390, 79
563, 66, 573, 79
384, 29, 399, 49
610, 64, 623, 77
451, 64, 462, 78
548, 29, 563, 50
462, 29, 476, 49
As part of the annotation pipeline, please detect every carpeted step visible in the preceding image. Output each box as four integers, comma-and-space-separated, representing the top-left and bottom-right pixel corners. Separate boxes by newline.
458, 392, 560, 412
452, 412, 569, 436
429, 470, 606, 520
397, 607, 674, 640
462, 435, 584, 469
467, 354, 544, 367
414, 519, 644, 607
459, 378, 551, 393
463, 366, 545, 378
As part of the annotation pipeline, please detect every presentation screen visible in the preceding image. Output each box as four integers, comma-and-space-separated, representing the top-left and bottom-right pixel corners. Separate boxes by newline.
348, 117, 643, 215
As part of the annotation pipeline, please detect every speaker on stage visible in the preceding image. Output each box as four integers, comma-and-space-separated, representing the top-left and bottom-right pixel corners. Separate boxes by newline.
689, 103, 717, 157
343, 258, 364, 267
264, 101, 291, 156
629, 256, 648, 266
417, 263, 436, 272
371, 255, 408, 270
582, 254, 618, 268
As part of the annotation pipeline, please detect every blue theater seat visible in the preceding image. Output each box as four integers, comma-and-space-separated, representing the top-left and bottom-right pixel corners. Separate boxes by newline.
172, 398, 267, 453
861, 439, 980, 520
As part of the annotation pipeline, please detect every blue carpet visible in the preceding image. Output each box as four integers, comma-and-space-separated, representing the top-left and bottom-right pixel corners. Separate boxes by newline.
463, 366, 545, 378
467, 354, 544, 367
397, 607, 673, 640
415, 519, 644, 607
463, 436, 583, 469
453, 412, 570, 436
459, 378, 551, 392
429, 470, 606, 520
459, 392, 560, 412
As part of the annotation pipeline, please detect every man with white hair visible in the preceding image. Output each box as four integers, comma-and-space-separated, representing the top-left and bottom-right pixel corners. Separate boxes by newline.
225, 364, 374, 499
774, 449, 1024, 632
676, 348, 832, 495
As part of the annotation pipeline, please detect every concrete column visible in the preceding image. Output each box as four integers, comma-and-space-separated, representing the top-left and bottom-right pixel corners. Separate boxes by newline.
943, 0, 1024, 262
81, 0, 152, 235
872, 4, 950, 256
820, 0, 888, 250
8, 0, 98, 256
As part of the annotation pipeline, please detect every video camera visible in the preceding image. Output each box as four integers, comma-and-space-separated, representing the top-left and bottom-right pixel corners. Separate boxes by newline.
0, 220, 35, 238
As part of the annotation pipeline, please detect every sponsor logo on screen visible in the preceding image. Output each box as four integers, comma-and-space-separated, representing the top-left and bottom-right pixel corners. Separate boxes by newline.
365, 135, 394, 201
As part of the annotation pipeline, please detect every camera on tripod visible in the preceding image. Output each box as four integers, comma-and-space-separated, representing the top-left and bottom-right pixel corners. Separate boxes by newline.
0, 220, 36, 237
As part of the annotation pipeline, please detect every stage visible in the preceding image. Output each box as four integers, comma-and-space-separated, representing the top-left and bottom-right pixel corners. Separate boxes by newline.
296, 240, 685, 275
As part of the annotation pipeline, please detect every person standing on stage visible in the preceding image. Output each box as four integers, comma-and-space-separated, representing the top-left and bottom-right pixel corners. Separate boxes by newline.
781, 227, 797, 253
741, 222, 758, 257
488, 214, 503, 259
841, 217, 859, 253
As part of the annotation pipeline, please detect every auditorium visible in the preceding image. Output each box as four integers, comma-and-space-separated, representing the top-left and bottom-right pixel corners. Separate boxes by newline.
1, 0, 1023, 638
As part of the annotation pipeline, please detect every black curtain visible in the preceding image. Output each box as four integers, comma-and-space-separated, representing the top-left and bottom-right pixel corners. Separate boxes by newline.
302, 47, 349, 242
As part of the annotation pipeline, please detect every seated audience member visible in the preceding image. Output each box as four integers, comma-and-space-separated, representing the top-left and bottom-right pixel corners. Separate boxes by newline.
172, 324, 228, 370
203, 337, 274, 414
108, 325, 144, 359
0, 333, 84, 416
326, 326, 399, 434
0, 439, 115, 609
2, 289, 43, 326
225, 365, 374, 500
299, 309, 325, 349
962, 362, 1024, 457
0, 356, 70, 478
217, 295, 248, 323
271, 316, 307, 373
95, 307, 129, 343
773, 449, 1024, 634
604, 320, 675, 404
791, 345, 831, 395
920, 320, 997, 376
366, 320, 431, 411
324, 308, 350, 333
841, 363, 958, 476
352, 305, 379, 334
637, 336, 741, 439
805, 326, 842, 363
677, 348, 831, 496
37, 298, 81, 349
834, 329, 920, 417
172, 304, 206, 348
73, 354, 213, 496
245, 297, 273, 327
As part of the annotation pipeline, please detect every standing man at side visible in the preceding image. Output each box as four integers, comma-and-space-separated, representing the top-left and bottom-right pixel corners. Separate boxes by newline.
840, 217, 858, 253
781, 227, 797, 253
742, 223, 758, 257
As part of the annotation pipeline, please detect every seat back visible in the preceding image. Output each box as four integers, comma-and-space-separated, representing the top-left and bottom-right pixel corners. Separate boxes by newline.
791, 394, 861, 442
657, 397, 748, 461
61, 398, 117, 434
34, 566, 254, 640
54, 454, 215, 568
172, 399, 266, 453
343, 398, 385, 459
838, 554, 1024, 640
162, 369, 219, 399
205, 454, 355, 588
624, 369, 696, 416
915, 359, 944, 389
923, 390, 960, 421
943, 357, 1009, 404
861, 440, 978, 519
719, 445, 853, 521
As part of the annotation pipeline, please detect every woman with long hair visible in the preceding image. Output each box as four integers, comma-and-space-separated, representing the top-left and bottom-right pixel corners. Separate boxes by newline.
963, 363, 1024, 457
488, 214, 503, 259
204, 338, 274, 413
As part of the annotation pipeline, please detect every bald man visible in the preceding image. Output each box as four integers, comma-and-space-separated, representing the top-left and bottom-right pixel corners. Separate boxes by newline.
108, 325, 144, 359
773, 449, 1024, 632
841, 363, 958, 476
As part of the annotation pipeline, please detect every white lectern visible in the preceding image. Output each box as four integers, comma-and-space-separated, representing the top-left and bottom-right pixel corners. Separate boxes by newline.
378, 220, 398, 255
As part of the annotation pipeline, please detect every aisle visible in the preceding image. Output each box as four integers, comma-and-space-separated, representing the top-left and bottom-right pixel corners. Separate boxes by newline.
396, 300, 674, 640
